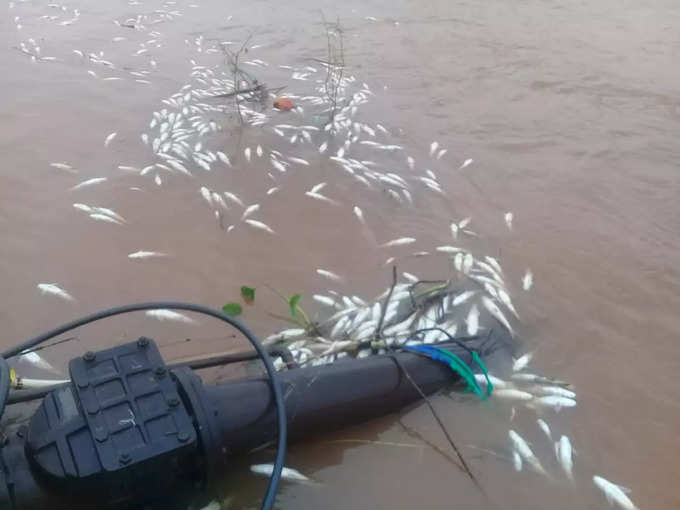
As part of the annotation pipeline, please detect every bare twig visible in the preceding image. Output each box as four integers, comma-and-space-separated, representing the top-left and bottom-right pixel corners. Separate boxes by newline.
392, 355, 484, 493
321, 15, 345, 126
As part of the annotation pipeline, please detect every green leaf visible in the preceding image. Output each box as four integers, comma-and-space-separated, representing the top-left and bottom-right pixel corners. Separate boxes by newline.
289, 294, 302, 317
222, 302, 243, 316
240, 285, 255, 304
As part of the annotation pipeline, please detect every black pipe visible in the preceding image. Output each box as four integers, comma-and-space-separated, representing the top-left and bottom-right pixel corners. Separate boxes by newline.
0, 336, 508, 510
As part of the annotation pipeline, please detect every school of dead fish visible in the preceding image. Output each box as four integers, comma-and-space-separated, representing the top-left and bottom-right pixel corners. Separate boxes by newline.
9, 2, 638, 509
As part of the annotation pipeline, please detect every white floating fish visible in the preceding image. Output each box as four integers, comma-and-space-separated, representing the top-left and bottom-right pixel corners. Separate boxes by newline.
50, 162, 76, 173
128, 251, 167, 259
481, 296, 514, 336
537, 419, 552, 441
310, 182, 326, 194
381, 237, 416, 248
70, 177, 107, 191
305, 191, 338, 205
224, 191, 244, 207
462, 253, 474, 274
407, 156, 415, 170
245, 219, 275, 234
256, 145, 263, 157
513, 352, 533, 372
241, 204, 260, 221
429, 141, 439, 157
512, 450, 523, 472
353, 206, 365, 225
266, 187, 279, 195
530, 396, 577, 411
145, 310, 197, 324
18, 351, 61, 375
504, 212, 513, 230
317, 269, 342, 282
459, 158, 473, 170
89, 213, 123, 225
452, 290, 476, 307
466, 304, 479, 336
37, 283, 75, 302
244, 147, 251, 162
250, 464, 310, 483
494, 389, 534, 401
104, 132, 117, 147
318, 141, 328, 153
508, 430, 548, 477
313, 295, 336, 308
522, 270, 533, 291
154, 174, 162, 186
592, 476, 637, 510
556, 435, 574, 481
289, 156, 310, 166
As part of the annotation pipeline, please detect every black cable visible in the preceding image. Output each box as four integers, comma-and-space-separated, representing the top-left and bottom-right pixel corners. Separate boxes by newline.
0, 302, 286, 510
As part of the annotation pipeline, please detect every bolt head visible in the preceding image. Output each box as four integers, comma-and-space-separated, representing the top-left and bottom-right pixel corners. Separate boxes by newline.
83, 351, 96, 362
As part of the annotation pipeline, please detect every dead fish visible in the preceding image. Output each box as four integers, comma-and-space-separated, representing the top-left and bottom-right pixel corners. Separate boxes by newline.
256, 145, 263, 157
481, 295, 514, 335
530, 396, 577, 411
522, 270, 533, 291
250, 464, 310, 483
429, 141, 439, 157
289, 156, 310, 166
462, 253, 474, 274
436, 245, 462, 254
305, 191, 338, 205
313, 295, 337, 308
128, 251, 167, 259
241, 204, 260, 221
244, 147, 251, 161
504, 212, 513, 230
556, 435, 574, 481
89, 213, 123, 225
104, 132, 117, 147
266, 187, 279, 195
592, 476, 638, 510
245, 219, 275, 234
317, 269, 342, 282
217, 151, 231, 166
310, 182, 326, 194
459, 158, 473, 169
154, 174, 162, 186
223, 191, 244, 207
508, 430, 549, 478
353, 206, 365, 225
318, 141, 328, 153
452, 290, 476, 306
512, 352, 533, 372
436, 148, 447, 160
532, 385, 577, 399
271, 159, 287, 173
450, 223, 459, 239
381, 237, 415, 248
494, 389, 534, 401
145, 309, 197, 324
37, 283, 75, 302
537, 418, 552, 441
512, 450, 523, 472
474, 373, 509, 389
70, 177, 107, 190
200, 187, 213, 206
118, 165, 139, 172
466, 304, 479, 335
18, 351, 61, 375
50, 162, 76, 172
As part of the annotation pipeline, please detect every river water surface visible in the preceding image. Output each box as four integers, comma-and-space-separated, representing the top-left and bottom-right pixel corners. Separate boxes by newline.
2, 0, 679, 509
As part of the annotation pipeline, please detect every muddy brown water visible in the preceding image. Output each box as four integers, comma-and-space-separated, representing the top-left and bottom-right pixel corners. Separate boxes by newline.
2, 0, 680, 509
